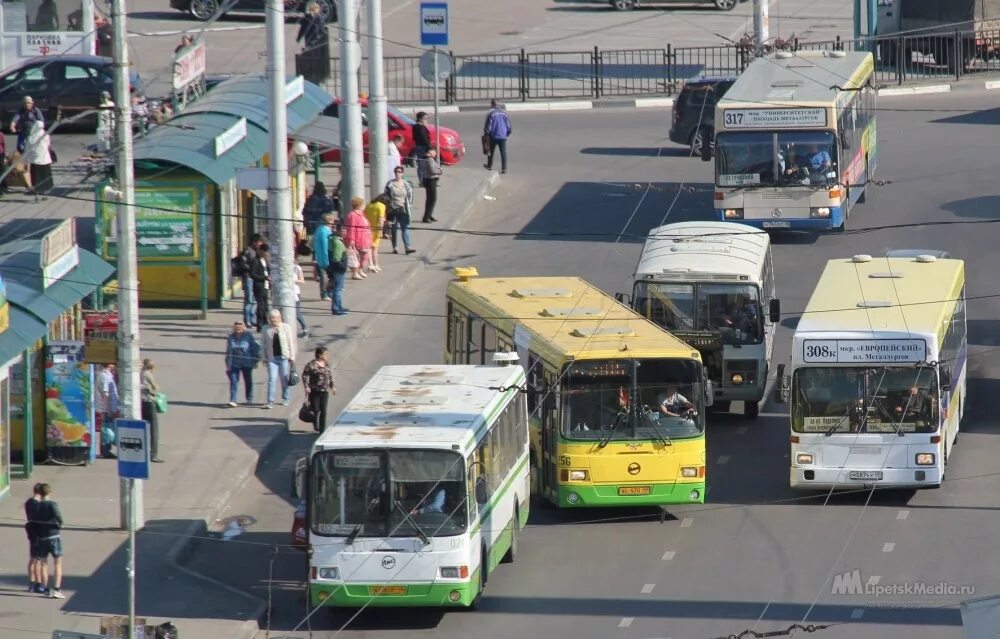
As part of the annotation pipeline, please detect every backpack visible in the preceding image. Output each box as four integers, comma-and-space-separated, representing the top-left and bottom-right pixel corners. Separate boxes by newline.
326, 240, 348, 275
231, 247, 253, 278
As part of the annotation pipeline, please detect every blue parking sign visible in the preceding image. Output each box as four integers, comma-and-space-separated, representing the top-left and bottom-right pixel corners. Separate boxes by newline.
116, 419, 150, 480
420, 3, 448, 46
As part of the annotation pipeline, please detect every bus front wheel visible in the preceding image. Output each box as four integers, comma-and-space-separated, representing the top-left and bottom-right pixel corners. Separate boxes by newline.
470, 548, 488, 609
502, 507, 519, 564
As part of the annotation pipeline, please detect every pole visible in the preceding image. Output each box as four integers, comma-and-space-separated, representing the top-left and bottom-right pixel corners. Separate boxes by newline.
853, 0, 862, 44
753, 0, 769, 51
339, 0, 365, 211
111, 0, 142, 636
367, 0, 388, 201
266, 0, 296, 323
432, 46, 440, 154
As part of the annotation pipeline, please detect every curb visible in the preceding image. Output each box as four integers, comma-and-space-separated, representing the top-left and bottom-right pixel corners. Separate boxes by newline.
877, 83, 951, 96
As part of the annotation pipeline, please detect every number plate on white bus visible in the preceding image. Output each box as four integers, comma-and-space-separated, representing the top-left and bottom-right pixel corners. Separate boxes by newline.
848, 471, 883, 481
762, 221, 790, 228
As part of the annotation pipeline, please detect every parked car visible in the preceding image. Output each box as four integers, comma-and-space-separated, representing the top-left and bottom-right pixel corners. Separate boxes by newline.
320, 99, 465, 166
611, 0, 743, 10
668, 75, 736, 157
0, 55, 144, 131
170, 0, 336, 22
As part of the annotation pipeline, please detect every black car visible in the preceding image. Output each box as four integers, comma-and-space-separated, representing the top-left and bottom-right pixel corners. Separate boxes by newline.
0, 55, 145, 130
668, 76, 736, 156
171, 0, 336, 22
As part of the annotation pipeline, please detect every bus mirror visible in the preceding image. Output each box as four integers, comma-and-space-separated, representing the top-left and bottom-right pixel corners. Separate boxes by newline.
614, 292, 631, 305
704, 378, 714, 407
291, 456, 307, 499
775, 363, 789, 403
941, 367, 952, 392
475, 477, 489, 505
768, 298, 781, 323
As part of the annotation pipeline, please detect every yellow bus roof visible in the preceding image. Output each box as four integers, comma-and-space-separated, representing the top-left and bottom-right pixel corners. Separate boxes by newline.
447, 276, 700, 364
796, 256, 965, 338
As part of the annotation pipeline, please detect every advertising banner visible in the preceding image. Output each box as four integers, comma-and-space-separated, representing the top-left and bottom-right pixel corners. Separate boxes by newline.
44, 341, 95, 465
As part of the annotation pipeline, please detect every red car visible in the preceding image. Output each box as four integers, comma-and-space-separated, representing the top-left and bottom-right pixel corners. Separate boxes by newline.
320, 99, 465, 166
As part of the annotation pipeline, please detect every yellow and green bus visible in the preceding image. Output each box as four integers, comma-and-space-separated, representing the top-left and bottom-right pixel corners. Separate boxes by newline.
445, 270, 710, 507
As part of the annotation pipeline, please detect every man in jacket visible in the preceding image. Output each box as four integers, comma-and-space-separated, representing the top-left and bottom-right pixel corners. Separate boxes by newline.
25, 483, 43, 593
236, 234, 264, 328
225, 321, 260, 407
261, 309, 297, 409
248, 242, 272, 333
327, 225, 348, 316
312, 213, 334, 300
483, 99, 512, 174
33, 484, 65, 599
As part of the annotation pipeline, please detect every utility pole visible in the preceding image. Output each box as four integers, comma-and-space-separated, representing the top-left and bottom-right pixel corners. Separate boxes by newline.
110, 0, 141, 635
339, 0, 366, 211
266, 0, 296, 323
753, 0, 769, 51
367, 0, 388, 200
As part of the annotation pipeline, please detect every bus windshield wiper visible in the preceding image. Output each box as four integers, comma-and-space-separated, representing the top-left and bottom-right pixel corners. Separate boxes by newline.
344, 523, 363, 546
642, 407, 672, 447
597, 411, 626, 449
823, 413, 850, 437
393, 500, 430, 545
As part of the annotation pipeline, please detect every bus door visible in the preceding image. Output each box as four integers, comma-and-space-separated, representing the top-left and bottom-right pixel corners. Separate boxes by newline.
541, 368, 559, 498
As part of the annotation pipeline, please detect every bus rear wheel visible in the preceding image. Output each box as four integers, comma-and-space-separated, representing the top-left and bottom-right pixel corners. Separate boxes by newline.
502, 507, 519, 564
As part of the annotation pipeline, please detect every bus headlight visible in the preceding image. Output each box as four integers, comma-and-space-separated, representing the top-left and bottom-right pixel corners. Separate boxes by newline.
810, 207, 831, 218
796, 453, 814, 465
680, 466, 699, 478
731, 373, 744, 385
317, 567, 340, 580
569, 469, 588, 481
915, 453, 935, 466
724, 208, 744, 219
440, 566, 469, 579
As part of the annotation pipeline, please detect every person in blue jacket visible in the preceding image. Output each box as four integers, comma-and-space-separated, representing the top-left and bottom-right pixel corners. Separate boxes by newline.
483, 99, 512, 174
224, 321, 260, 407
312, 213, 334, 301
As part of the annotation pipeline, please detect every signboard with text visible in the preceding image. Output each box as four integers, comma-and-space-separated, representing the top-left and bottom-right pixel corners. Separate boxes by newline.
172, 40, 206, 91
19, 33, 76, 57
41, 219, 79, 288
722, 108, 827, 129
100, 188, 200, 260
801, 338, 927, 364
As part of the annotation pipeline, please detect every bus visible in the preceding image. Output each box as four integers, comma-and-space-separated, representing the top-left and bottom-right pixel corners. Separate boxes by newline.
780, 253, 966, 490
446, 270, 710, 508
627, 222, 780, 418
713, 50, 877, 231
305, 363, 529, 609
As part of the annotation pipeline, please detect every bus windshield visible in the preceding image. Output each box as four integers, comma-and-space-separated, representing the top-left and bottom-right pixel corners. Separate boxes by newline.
634, 282, 762, 346
310, 449, 468, 538
716, 130, 838, 188
562, 358, 704, 441
792, 367, 939, 434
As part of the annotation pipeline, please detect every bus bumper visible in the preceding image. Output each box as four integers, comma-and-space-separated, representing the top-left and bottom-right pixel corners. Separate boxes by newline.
309, 577, 479, 608
557, 481, 706, 507
715, 207, 844, 230
790, 466, 942, 490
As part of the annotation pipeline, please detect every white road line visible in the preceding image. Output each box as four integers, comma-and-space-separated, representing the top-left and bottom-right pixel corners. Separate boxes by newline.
680, 517, 693, 528
986, 80, 1000, 90
662, 550, 676, 561
398, 105, 461, 115
896, 510, 910, 520
735, 426, 749, 435
127, 25, 266, 37
641, 583, 656, 594
851, 608, 865, 620
717, 455, 730, 465
619, 617, 634, 628
882, 542, 895, 553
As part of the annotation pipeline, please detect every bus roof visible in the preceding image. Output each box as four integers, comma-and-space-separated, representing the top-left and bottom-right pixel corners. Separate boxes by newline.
635, 222, 769, 280
447, 276, 700, 364
795, 256, 965, 338
313, 364, 525, 452
719, 50, 874, 108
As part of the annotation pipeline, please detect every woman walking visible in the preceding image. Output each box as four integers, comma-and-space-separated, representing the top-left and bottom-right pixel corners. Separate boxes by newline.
140, 359, 164, 463
384, 167, 416, 255
417, 147, 443, 223
364, 194, 388, 273
342, 196, 372, 280
261, 309, 297, 409
301, 346, 335, 432
22, 121, 53, 201
224, 321, 259, 406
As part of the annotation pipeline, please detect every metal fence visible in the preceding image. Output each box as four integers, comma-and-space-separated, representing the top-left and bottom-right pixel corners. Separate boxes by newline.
297, 25, 1000, 104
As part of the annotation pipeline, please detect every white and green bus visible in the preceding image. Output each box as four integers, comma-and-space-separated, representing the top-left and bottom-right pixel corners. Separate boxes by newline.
305, 362, 529, 609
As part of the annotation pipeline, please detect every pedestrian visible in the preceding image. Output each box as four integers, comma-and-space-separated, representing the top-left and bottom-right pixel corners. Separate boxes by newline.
233, 234, 264, 329
35, 0, 60, 30
343, 196, 372, 280
302, 181, 334, 236
140, 358, 164, 463
25, 121, 53, 198
312, 213, 334, 300
25, 483, 44, 593
261, 309, 297, 409
96, 364, 119, 459
417, 147, 443, 223
326, 223, 348, 315
33, 483, 64, 599
384, 167, 416, 255
411, 111, 431, 161
387, 134, 404, 183
301, 346, 336, 432
225, 321, 260, 406
296, 2, 330, 83
249, 242, 272, 333
10, 96, 44, 154
364, 194, 387, 273
293, 260, 309, 338
174, 33, 193, 54
483, 99, 512, 174
96, 91, 115, 154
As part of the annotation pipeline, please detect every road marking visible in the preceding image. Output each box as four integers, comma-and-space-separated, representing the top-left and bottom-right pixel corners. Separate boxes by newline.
736, 426, 748, 435
896, 510, 910, 520
641, 583, 656, 594
680, 517, 693, 528
619, 617, 634, 628
882, 542, 895, 553
398, 105, 461, 115
986, 80, 1000, 90
717, 455, 730, 465
662, 550, 676, 561
851, 608, 865, 620
128, 25, 266, 37
879, 84, 951, 97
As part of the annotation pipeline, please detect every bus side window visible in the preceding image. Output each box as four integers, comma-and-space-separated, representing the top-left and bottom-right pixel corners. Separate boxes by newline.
526, 353, 542, 413
468, 315, 484, 364
467, 453, 479, 519
483, 323, 498, 362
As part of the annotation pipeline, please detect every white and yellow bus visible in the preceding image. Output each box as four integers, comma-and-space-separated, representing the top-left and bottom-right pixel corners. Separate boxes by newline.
780, 253, 966, 489
306, 363, 529, 609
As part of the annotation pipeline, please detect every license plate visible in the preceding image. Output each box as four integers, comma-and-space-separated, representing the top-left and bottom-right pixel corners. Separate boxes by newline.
850, 446, 882, 454
762, 221, 790, 228
369, 585, 407, 596
618, 485, 652, 496
848, 471, 883, 481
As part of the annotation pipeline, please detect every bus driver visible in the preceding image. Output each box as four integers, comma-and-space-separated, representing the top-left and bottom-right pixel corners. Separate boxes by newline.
659, 386, 695, 419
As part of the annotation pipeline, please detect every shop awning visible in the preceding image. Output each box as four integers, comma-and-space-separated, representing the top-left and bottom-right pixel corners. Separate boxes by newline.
0, 306, 47, 368
183, 74, 332, 134
289, 115, 341, 150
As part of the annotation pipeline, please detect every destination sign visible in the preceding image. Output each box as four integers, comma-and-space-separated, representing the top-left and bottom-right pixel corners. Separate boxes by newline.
723, 108, 827, 129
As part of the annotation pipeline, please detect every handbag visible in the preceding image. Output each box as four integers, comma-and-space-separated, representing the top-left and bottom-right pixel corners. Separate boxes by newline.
287, 365, 300, 387
298, 402, 315, 423
154, 392, 168, 414
296, 238, 313, 256
346, 247, 360, 269
480, 133, 490, 155
49, 148, 57, 163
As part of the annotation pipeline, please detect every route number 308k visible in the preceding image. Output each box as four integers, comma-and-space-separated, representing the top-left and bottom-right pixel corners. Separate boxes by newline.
805, 344, 835, 359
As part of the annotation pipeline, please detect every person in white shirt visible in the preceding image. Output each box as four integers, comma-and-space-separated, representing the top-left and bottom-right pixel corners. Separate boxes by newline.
293, 262, 308, 338
386, 134, 404, 184
659, 386, 695, 419
96, 365, 119, 458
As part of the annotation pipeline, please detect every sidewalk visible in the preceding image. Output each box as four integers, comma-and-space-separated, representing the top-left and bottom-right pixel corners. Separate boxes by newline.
0, 159, 498, 639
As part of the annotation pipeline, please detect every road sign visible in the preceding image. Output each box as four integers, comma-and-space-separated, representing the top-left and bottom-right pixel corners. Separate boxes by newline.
116, 419, 150, 480
420, 2, 449, 46
419, 50, 453, 83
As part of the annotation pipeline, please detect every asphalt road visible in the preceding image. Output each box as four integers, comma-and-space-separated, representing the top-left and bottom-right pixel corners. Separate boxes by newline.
179, 90, 1000, 639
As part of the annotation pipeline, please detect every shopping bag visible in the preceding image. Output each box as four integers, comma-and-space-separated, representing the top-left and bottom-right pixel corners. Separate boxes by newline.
298, 402, 315, 423
154, 392, 168, 414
